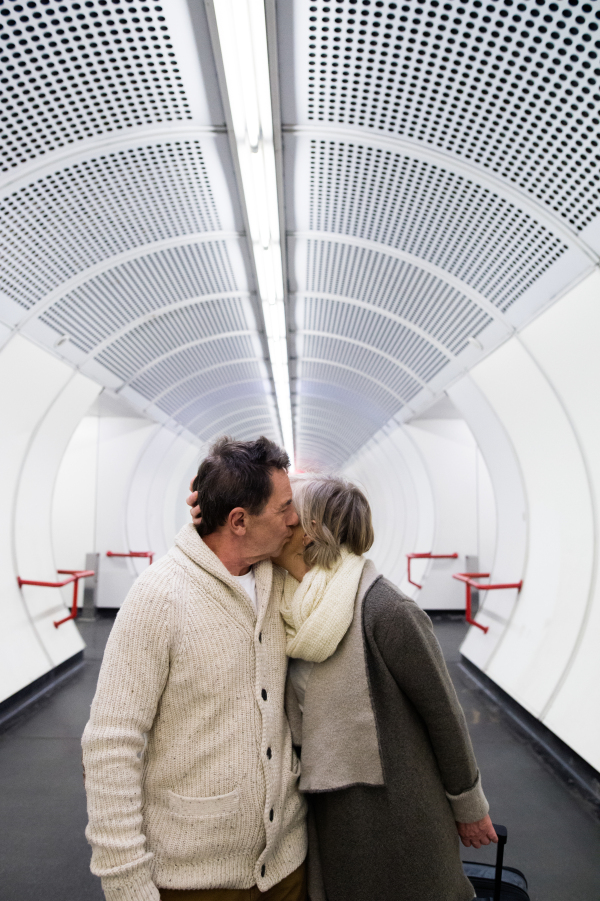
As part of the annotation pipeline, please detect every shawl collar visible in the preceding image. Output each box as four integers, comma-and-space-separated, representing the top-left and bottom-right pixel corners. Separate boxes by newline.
174, 523, 273, 633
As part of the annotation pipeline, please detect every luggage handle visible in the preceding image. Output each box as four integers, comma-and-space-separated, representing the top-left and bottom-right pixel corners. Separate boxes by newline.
492, 824, 507, 901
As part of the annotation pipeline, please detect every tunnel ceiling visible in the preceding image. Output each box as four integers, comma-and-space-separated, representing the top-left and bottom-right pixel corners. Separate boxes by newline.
0, 0, 599, 468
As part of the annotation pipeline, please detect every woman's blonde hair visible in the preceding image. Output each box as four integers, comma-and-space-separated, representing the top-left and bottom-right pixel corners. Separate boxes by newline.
291, 473, 374, 570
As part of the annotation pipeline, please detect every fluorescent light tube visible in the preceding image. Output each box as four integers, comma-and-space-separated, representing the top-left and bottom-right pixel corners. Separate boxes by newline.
212, 0, 294, 462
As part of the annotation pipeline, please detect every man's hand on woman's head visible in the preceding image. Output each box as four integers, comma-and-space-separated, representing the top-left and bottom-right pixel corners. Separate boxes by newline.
187, 480, 202, 526
456, 815, 498, 849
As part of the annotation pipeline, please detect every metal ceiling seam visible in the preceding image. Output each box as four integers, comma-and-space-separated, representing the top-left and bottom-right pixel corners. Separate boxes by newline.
301, 358, 414, 410
297, 381, 396, 425
300, 330, 432, 391
294, 232, 516, 329
180, 379, 266, 428
297, 419, 375, 452
84, 291, 248, 362
297, 392, 389, 422
204, 0, 288, 454
203, 415, 278, 445
0, 124, 227, 196
179, 384, 271, 424
293, 291, 453, 359
190, 401, 273, 433
285, 125, 599, 264
13, 232, 243, 331
148, 358, 263, 407
120, 330, 257, 387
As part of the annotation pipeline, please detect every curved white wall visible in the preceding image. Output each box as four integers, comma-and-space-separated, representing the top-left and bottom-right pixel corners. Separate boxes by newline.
355, 270, 600, 771
0, 334, 200, 706
344, 404, 495, 610
461, 270, 600, 770
53, 403, 201, 610
0, 336, 101, 702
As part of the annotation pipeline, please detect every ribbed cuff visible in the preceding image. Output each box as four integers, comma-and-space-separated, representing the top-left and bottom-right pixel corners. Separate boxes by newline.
446, 771, 489, 823
101, 867, 161, 901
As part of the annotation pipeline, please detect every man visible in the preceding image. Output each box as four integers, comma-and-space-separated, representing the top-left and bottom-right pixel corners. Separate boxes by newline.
82, 437, 307, 901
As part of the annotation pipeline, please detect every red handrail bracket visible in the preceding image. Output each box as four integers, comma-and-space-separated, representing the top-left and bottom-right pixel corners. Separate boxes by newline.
452, 572, 523, 634
107, 550, 154, 565
406, 552, 459, 590
17, 570, 95, 628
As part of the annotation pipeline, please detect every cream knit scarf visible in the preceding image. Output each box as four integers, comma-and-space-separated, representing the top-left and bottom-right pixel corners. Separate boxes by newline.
280, 546, 366, 663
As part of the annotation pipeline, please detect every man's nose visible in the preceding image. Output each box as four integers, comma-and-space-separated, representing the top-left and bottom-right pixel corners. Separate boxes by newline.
288, 508, 299, 527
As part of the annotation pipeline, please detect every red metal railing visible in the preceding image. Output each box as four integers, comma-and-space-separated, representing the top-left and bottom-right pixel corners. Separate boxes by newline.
452, 572, 523, 634
406, 552, 458, 589
17, 569, 95, 628
106, 550, 154, 565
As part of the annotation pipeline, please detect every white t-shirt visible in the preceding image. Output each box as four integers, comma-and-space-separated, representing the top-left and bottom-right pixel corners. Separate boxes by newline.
233, 568, 257, 613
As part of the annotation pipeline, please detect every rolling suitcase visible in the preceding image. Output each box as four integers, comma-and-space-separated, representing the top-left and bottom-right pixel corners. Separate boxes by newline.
462, 825, 530, 901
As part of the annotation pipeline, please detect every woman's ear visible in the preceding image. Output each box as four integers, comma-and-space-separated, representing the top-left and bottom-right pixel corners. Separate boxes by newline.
302, 533, 313, 547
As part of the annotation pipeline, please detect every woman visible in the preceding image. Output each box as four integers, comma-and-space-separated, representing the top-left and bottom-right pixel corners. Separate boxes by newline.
272, 473, 497, 901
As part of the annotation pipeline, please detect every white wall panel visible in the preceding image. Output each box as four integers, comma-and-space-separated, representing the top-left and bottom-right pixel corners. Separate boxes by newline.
518, 271, 600, 769
125, 428, 200, 571
52, 416, 99, 575
95, 417, 158, 608
15, 370, 101, 665
0, 337, 65, 699
158, 438, 202, 554
405, 418, 488, 611
0, 337, 99, 701
344, 422, 436, 600
449, 376, 527, 668
469, 339, 593, 719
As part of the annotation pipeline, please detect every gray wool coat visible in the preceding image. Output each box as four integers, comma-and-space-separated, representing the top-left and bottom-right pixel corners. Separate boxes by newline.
285, 561, 487, 901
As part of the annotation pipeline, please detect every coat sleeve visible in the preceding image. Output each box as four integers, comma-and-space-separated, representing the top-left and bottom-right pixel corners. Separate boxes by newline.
81, 570, 173, 901
377, 590, 489, 823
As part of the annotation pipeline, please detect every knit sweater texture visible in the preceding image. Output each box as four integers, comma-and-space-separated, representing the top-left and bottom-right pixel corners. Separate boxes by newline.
82, 524, 307, 901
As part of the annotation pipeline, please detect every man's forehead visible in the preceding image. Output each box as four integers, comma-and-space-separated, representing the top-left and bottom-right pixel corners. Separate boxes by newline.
269, 468, 292, 500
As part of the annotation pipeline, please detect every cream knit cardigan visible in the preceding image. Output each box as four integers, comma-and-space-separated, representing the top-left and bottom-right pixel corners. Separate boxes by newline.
82, 524, 307, 901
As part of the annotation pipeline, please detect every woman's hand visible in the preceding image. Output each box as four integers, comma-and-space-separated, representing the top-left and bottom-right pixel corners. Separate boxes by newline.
456, 815, 498, 849
186, 481, 202, 526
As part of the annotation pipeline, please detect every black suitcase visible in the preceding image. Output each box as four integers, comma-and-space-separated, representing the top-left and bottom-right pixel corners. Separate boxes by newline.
462, 825, 530, 901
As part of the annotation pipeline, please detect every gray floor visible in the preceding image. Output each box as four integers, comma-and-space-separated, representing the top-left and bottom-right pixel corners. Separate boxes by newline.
0, 617, 599, 900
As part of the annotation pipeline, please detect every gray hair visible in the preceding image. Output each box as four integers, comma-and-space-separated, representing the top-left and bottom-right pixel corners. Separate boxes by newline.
291, 473, 374, 570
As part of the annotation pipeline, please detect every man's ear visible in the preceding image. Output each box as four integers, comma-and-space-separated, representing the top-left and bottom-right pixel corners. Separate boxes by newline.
228, 507, 247, 536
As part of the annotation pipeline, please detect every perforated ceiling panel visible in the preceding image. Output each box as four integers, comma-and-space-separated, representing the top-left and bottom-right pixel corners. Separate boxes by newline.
303, 0, 600, 229
283, 0, 600, 469
0, 1, 280, 448
0, 141, 220, 310
2, 1, 600, 466
307, 140, 568, 310
0, 0, 190, 171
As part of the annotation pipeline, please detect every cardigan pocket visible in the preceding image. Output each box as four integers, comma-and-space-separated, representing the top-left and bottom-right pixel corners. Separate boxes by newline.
167, 786, 240, 818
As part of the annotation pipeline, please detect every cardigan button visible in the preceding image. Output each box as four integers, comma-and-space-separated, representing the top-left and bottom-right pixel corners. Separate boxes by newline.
261, 689, 267, 701
266, 747, 272, 759
259, 632, 262, 642
269, 809, 274, 821
261, 865, 266, 877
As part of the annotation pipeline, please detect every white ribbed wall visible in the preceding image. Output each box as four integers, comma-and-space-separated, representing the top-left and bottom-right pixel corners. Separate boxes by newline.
344, 408, 495, 610
351, 270, 600, 771
0, 336, 100, 701
0, 333, 199, 704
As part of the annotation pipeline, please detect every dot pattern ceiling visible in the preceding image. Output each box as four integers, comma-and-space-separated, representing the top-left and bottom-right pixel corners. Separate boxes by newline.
305, 0, 600, 229
284, 0, 600, 469
0, 1, 278, 447
0, 0, 599, 467
0, 0, 190, 171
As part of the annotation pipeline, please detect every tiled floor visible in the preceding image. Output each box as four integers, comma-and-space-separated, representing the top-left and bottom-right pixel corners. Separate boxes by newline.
0, 616, 598, 900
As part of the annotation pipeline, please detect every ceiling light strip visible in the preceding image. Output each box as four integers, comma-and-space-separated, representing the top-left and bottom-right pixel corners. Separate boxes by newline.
209, 0, 294, 462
